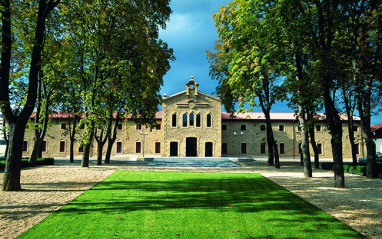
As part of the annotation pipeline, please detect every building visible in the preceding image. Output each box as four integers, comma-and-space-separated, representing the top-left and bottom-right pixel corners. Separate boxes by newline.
22, 77, 364, 159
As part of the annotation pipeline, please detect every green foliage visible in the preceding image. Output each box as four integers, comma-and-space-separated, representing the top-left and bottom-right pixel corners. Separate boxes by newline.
0, 157, 54, 171
19, 171, 362, 239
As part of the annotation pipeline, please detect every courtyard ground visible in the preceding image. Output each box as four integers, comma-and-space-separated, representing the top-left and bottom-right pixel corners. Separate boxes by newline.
0, 158, 381, 238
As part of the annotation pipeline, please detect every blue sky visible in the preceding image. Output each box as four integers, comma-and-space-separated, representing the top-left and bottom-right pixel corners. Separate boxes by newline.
158, 0, 382, 125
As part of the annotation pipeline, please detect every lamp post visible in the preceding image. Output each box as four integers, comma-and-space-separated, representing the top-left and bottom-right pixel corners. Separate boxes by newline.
140, 131, 149, 157
234, 131, 243, 157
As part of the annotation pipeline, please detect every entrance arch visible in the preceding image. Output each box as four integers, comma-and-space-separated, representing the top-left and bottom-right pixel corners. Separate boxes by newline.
186, 137, 197, 157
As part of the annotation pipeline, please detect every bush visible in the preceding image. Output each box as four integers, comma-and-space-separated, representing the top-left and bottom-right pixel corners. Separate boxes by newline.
0, 157, 54, 171
322, 162, 382, 177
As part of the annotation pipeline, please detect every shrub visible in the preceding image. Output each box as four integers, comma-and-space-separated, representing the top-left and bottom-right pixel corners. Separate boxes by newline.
0, 157, 54, 171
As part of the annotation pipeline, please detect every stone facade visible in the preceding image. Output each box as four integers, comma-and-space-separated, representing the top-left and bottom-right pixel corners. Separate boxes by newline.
20, 77, 364, 159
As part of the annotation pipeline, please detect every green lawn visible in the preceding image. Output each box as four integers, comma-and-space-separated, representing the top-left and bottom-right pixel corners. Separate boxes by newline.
19, 171, 363, 239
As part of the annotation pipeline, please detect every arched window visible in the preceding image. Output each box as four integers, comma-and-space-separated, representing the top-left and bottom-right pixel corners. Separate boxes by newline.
189, 113, 194, 126
172, 114, 177, 127
183, 113, 188, 127
207, 114, 212, 127
196, 114, 201, 127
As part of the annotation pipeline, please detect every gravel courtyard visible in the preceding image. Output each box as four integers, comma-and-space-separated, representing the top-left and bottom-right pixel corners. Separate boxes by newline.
0, 159, 381, 239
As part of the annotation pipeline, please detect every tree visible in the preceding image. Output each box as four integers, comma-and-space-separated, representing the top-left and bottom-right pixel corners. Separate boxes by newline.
1, 0, 60, 191
210, 0, 281, 168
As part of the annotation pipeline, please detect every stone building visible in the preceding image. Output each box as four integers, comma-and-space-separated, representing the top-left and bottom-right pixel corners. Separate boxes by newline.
21, 77, 364, 159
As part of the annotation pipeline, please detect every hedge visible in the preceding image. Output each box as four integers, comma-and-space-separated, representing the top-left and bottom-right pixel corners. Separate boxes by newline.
0, 157, 54, 171
321, 162, 382, 178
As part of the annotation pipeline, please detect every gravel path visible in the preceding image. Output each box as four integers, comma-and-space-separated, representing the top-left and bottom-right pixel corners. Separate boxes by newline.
0, 161, 381, 239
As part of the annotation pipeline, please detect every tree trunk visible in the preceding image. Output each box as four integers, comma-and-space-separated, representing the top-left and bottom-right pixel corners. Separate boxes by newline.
82, 142, 91, 167
2, 123, 26, 191
307, 112, 319, 169
96, 141, 104, 165
70, 137, 75, 163
265, 119, 274, 166
299, 105, 312, 177
365, 137, 377, 178
105, 115, 119, 164
29, 137, 43, 166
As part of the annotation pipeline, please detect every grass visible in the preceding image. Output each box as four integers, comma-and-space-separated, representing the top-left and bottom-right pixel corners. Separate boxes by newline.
19, 171, 363, 239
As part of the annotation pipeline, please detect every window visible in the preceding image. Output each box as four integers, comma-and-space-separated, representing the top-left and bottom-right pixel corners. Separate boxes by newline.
222, 143, 227, 154
79, 145, 84, 153
316, 125, 321, 132
261, 143, 266, 154
297, 125, 302, 131
183, 113, 187, 127
136, 142, 141, 153
117, 142, 122, 153
22, 141, 28, 151
155, 142, 161, 154
196, 114, 201, 127
59, 141, 65, 152
61, 123, 66, 130
241, 143, 247, 154
241, 125, 246, 131
156, 124, 161, 130
117, 123, 123, 130
172, 114, 177, 127
80, 124, 85, 129
354, 143, 360, 154
41, 141, 47, 152
260, 125, 266, 131
222, 124, 227, 130
280, 143, 285, 155
317, 143, 323, 155
353, 126, 358, 132
136, 124, 141, 130
189, 113, 194, 126
207, 114, 212, 127
279, 125, 285, 131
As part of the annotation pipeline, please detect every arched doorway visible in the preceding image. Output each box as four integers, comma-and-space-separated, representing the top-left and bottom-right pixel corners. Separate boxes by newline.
205, 142, 213, 157
186, 137, 197, 157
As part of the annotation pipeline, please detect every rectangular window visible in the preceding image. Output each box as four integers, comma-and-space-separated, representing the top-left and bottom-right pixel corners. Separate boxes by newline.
117, 123, 123, 130
136, 142, 141, 153
155, 142, 161, 154
222, 143, 227, 154
279, 125, 285, 131
156, 124, 161, 130
297, 125, 302, 131
241, 125, 246, 131
117, 142, 122, 153
260, 125, 266, 131
261, 143, 266, 154
79, 145, 84, 153
41, 141, 47, 152
23, 141, 28, 151
354, 143, 360, 154
353, 126, 358, 132
60, 141, 65, 152
280, 143, 285, 155
316, 125, 321, 132
317, 143, 322, 155
61, 123, 66, 130
136, 124, 141, 130
222, 124, 227, 130
241, 143, 247, 154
